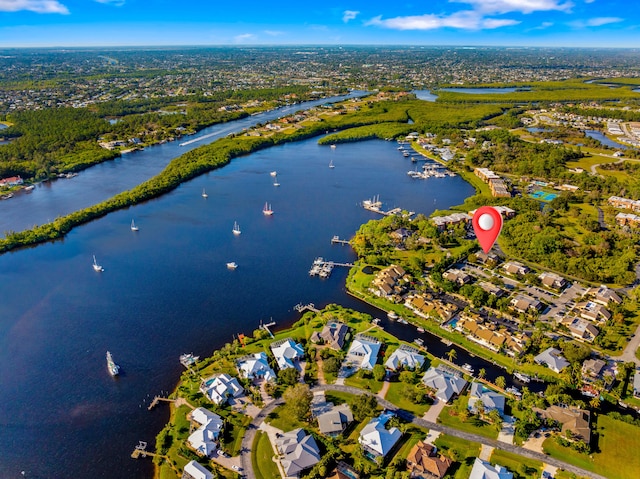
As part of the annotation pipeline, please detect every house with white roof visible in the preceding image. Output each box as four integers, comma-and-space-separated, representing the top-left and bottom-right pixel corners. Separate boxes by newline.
182, 460, 213, 479
187, 407, 223, 457
467, 383, 505, 416
270, 337, 305, 371
274, 428, 321, 477
200, 373, 244, 405
359, 411, 402, 459
534, 347, 570, 373
469, 458, 513, 479
422, 366, 468, 403
347, 334, 381, 370
385, 344, 425, 372
633, 370, 640, 398
237, 352, 276, 382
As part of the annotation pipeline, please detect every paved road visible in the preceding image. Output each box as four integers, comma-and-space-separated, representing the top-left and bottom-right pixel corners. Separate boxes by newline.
237, 384, 608, 479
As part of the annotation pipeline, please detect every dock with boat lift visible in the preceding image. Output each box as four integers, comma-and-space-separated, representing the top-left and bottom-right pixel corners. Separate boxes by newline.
308, 257, 354, 278
260, 319, 276, 338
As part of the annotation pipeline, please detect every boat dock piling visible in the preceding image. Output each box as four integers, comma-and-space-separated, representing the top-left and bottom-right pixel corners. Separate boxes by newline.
331, 235, 351, 246
260, 319, 276, 338
362, 198, 414, 218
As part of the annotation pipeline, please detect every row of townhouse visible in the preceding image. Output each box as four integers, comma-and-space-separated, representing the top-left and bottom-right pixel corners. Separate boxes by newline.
404, 294, 458, 322
608, 195, 640, 212
474, 168, 511, 197
616, 212, 640, 228
456, 314, 526, 355
371, 264, 408, 298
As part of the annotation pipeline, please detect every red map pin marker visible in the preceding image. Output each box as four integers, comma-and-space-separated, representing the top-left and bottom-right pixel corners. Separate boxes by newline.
472, 206, 503, 253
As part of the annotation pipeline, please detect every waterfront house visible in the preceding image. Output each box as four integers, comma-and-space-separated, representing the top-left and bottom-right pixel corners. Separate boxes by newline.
237, 352, 276, 382
406, 441, 452, 479
467, 382, 505, 416
469, 458, 513, 479
274, 428, 321, 477
385, 344, 425, 372
581, 358, 607, 383
183, 460, 213, 479
318, 320, 349, 350
422, 366, 468, 403
200, 373, 244, 406
534, 347, 569, 373
0, 175, 23, 187
358, 411, 402, 459
187, 407, 223, 457
270, 337, 305, 371
346, 334, 381, 371
316, 403, 354, 437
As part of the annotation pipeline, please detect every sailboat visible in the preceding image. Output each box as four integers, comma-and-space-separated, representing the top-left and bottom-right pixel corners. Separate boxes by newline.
329, 159, 335, 169
202, 188, 208, 198
232, 221, 241, 235
93, 255, 104, 272
226, 262, 238, 270
130, 219, 139, 231
263, 202, 274, 216
270, 171, 277, 177
273, 174, 280, 187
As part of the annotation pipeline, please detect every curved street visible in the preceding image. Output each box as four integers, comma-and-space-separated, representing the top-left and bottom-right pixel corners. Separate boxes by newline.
237, 384, 607, 479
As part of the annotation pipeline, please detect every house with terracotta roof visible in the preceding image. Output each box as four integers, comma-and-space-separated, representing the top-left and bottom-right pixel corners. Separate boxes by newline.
406, 441, 452, 479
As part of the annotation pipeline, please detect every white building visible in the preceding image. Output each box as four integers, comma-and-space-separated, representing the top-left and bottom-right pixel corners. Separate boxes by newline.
270, 337, 305, 371
469, 458, 513, 479
187, 408, 223, 457
200, 373, 244, 405
237, 352, 276, 382
359, 412, 402, 458
347, 334, 381, 370
384, 344, 425, 372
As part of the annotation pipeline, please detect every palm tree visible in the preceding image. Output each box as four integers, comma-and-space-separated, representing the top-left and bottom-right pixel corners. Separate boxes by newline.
495, 376, 506, 390
447, 349, 457, 362
590, 396, 601, 410
478, 368, 486, 380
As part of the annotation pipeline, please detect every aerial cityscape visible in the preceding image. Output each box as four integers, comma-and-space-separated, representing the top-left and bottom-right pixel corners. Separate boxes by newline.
2, 2, 640, 479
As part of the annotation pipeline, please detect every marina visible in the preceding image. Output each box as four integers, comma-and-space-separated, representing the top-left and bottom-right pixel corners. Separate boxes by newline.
308, 257, 354, 278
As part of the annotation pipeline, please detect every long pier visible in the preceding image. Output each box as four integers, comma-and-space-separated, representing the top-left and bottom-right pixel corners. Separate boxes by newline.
148, 396, 174, 410
362, 198, 414, 218
260, 320, 276, 338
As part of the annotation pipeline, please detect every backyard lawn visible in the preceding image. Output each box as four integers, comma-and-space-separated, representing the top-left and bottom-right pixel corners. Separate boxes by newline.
542, 414, 640, 479
433, 434, 481, 479
490, 449, 543, 479
251, 431, 280, 479
437, 405, 500, 440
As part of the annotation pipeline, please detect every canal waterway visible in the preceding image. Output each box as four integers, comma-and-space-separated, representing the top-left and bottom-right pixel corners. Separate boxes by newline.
0, 136, 476, 478
584, 129, 629, 150
0, 91, 366, 236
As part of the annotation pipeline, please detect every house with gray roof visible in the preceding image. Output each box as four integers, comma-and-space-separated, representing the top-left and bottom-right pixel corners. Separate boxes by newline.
270, 337, 305, 371
347, 334, 381, 370
274, 428, 321, 477
469, 458, 513, 479
634, 370, 640, 398
183, 460, 213, 479
318, 321, 349, 350
467, 382, 505, 416
422, 366, 468, 403
534, 347, 570, 373
317, 403, 354, 437
359, 411, 402, 459
385, 344, 426, 372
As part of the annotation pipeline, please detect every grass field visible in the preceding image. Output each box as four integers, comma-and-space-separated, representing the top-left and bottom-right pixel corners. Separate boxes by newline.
542, 415, 640, 479
384, 380, 432, 416
433, 434, 482, 479
490, 449, 543, 479
251, 431, 280, 479
265, 403, 307, 432
437, 406, 500, 440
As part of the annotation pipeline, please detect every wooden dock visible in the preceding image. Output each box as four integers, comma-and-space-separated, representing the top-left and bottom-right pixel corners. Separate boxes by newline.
295, 303, 320, 314
260, 320, 276, 338
148, 396, 174, 410
331, 235, 351, 246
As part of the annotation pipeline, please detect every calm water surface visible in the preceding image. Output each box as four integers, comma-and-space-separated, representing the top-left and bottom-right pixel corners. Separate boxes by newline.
584, 129, 629, 150
0, 92, 366, 236
0, 137, 475, 478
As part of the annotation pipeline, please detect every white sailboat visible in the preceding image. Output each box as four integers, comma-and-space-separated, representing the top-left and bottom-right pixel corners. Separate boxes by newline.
329, 159, 335, 169
232, 221, 241, 235
93, 255, 104, 272
270, 171, 277, 177
226, 262, 238, 270
202, 188, 208, 198
273, 174, 280, 187
263, 202, 274, 216
130, 219, 139, 231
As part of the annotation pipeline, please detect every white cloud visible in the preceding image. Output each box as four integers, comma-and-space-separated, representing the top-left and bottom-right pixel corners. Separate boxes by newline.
0, 0, 69, 13
95, 0, 125, 6
343, 10, 360, 23
367, 10, 519, 30
234, 33, 255, 42
530, 21, 554, 30
264, 30, 285, 36
569, 16, 623, 27
452, 0, 574, 14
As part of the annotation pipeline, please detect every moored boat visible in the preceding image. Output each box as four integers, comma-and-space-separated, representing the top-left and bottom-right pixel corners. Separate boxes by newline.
232, 221, 241, 235
130, 219, 139, 231
226, 262, 238, 270
93, 255, 104, 272
106, 351, 120, 376
462, 363, 475, 374
514, 372, 531, 383
263, 202, 274, 216
202, 188, 208, 198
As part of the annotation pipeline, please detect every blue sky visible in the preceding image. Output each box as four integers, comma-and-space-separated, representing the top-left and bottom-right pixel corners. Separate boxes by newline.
0, 0, 638, 47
